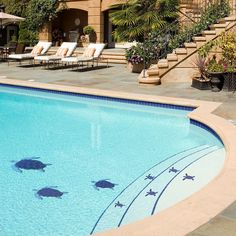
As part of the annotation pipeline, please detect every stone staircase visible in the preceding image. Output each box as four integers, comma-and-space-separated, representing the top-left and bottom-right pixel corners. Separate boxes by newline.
138, 16, 236, 85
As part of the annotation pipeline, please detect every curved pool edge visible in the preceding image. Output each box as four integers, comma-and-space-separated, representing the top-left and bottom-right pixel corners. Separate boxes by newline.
0, 77, 235, 236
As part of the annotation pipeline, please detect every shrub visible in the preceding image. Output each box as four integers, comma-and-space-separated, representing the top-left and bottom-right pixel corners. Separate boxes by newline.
83, 26, 94, 35
125, 41, 159, 65
199, 32, 236, 73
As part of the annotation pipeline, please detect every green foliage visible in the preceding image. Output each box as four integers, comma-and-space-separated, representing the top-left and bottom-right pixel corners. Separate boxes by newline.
125, 0, 231, 68
83, 26, 94, 35
206, 56, 224, 73
145, 0, 230, 59
220, 32, 236, 66
18, 21, 38, 45
126, 44, 144, 64
169, 0, 230, 52
0, 0, 28, 16
126, 41, 159, 65
0, 0, 65, 45
199, 32, 236, 73
198, 40, 216, 58
26, 0, 59, 31
110, 0, 179, 42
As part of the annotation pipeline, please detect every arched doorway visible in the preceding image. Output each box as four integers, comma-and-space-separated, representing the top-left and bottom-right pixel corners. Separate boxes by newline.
51, 9, 88, 45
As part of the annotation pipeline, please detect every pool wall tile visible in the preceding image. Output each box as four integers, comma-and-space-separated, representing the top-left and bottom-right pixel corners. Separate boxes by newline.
1, 84, 223, 144
0, 84, 194, 111
190, 119, 223, 144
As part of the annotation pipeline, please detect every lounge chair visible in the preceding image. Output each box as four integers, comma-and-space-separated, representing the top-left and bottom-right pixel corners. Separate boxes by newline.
34, 42, 77, 68
61, 43, 106, 69
8, 41, 52, 64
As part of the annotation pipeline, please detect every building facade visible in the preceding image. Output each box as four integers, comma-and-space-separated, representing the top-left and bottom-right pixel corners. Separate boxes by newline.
39, 0, 123, 47
39, 0, 236, 47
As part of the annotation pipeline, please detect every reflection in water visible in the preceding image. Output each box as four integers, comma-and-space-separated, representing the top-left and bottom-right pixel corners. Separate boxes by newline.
91, 123, 101, 150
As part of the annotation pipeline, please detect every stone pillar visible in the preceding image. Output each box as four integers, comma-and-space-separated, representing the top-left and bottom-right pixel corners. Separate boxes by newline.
88, 0, 104, 43
39, 22, 52, 41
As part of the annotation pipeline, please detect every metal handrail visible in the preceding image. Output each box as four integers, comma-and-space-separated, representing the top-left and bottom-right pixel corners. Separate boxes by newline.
142, 0, 231, 71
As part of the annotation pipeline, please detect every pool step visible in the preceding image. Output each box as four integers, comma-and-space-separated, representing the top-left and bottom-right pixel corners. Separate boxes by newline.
90, 145, 221, 234
155, 148, 225, 213
120, 145, 220, 226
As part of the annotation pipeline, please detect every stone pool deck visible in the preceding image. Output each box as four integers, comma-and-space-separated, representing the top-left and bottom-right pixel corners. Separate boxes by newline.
0, 61, 236, 236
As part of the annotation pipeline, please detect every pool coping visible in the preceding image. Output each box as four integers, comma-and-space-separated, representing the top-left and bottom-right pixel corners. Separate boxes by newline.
0, 77, 236, 236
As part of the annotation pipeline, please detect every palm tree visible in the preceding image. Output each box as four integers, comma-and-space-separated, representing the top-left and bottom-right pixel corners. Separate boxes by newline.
110, 0, 179, 42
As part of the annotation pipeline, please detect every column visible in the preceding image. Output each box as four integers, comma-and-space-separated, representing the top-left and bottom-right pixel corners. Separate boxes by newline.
88, 0, 104, 43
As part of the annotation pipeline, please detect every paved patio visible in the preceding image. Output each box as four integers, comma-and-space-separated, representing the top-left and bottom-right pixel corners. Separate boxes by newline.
0, 60, 236, 236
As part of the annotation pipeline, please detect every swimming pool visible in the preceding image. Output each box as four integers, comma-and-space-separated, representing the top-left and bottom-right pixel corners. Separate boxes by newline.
0, 85, 225, 236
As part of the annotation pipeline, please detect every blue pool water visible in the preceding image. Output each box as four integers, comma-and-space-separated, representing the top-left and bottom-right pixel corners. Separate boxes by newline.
0, 86, 225, 236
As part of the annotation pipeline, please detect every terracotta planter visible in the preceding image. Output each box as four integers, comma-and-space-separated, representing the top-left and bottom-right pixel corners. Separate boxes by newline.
128, 62, 145, 73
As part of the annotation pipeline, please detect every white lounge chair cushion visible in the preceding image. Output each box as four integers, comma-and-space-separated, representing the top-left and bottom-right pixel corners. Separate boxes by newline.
61, 56, 93, 63
8, 53, 35, 59
31, 45, 43, 55
35, 42, 77, 61
34, 55, 64, 61
37, 41, 52, 54
82, 47, 96, 57
89, 43, 105, 58
61, 43, 105, 63
8, 41, 52, 60
55, 47, 68, 56
59, 42, 77, 57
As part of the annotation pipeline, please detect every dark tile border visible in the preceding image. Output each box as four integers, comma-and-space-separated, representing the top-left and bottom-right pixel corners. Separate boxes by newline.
0, 83, 195, 111
190, 119, 223, 144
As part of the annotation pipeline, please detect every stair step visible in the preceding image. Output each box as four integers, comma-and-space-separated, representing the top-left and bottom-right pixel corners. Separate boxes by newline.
147, 65, 159, 76
167, 53, 178, 61
175, 48, 187, 55
147, 69, 159, 76
210, 23, 228, 29
202, 30, 216, 35
101, 55, 125, 60
149, 64, 158, 70
184, 42, 197, 48
218, 16, 236, 23
138, 75, 161, 85
183, 9, 200, 13
192, 36, 206, 42
105, 59, 126, 64
139, 67, 160, 84
184, 42, 197, 54
158, 59, 169, 68
192, 14, 201, 18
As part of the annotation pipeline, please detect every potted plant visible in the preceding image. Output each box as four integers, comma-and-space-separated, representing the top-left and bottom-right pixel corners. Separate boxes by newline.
126, 42, 159, 73
199, 32, 236, 92
126, 45, 144, 73
206, 55, 224, 92
192, 55, 211, 90
80, 35, 89, 47
82, 25, 96, 43
219, 33, 236, 91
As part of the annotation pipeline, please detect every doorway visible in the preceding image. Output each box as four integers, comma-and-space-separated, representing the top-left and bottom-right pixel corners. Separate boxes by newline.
7, 25, 18, 43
